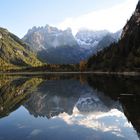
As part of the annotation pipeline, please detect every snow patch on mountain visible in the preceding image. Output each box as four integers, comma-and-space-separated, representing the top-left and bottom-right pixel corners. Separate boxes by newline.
75, 29, 121, 53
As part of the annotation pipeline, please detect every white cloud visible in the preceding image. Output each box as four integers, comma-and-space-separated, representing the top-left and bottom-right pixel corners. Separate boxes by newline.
56, 107, 126, 132
54, 107, 137, 139
30, 129, 42, 136
57, 0, 138, 34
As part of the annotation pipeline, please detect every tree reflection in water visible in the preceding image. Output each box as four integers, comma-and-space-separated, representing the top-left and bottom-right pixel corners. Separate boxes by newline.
0, 74, 139, 140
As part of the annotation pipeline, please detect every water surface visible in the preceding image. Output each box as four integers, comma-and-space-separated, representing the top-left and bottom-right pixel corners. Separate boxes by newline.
0, 74, 140, 140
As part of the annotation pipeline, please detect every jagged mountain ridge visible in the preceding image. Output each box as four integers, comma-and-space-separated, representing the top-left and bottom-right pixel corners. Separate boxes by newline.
23, 25, 121, 64
76, 30, 109, 49
23, 25, 88, 64
23, 25, 78, 51
0, 27, 43, 71
76, 29, 121, 51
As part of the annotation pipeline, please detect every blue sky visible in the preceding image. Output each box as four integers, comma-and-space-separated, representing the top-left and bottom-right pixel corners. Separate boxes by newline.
0, 0, 138, 37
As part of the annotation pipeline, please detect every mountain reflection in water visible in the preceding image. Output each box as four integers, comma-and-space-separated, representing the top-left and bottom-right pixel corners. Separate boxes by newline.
0, 74, 139, 140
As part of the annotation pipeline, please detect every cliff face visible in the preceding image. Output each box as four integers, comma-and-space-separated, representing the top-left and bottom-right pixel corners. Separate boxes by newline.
87, 1, 140, 71
23, 25, 78, 51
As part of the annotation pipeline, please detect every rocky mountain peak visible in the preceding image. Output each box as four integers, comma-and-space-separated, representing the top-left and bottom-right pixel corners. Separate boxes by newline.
23, 25, 77, 49
64, 27, 72, 34
135, 1, 140, 24
121, 0, 140, 39
136, 0, 140, 11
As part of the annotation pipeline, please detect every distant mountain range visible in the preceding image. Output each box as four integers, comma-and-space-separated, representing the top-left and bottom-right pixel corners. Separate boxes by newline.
87, 0, 140, 71
23, 26, 85, 64
0, 28, 42, 71
76, 29, 121, 53
23, 25, 78, 51
23, 26, 121, 64
1, 1, 139, 70
0, 25, 121, 70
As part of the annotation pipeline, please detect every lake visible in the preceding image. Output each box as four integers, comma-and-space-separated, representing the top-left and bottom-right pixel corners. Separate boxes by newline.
0, 74, 140, 140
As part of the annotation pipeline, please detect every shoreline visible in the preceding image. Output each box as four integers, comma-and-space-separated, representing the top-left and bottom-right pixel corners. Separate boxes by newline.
0, 71, 140, 76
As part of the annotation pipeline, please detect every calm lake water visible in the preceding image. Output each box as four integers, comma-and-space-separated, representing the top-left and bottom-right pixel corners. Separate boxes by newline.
0, 74, 140, 140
